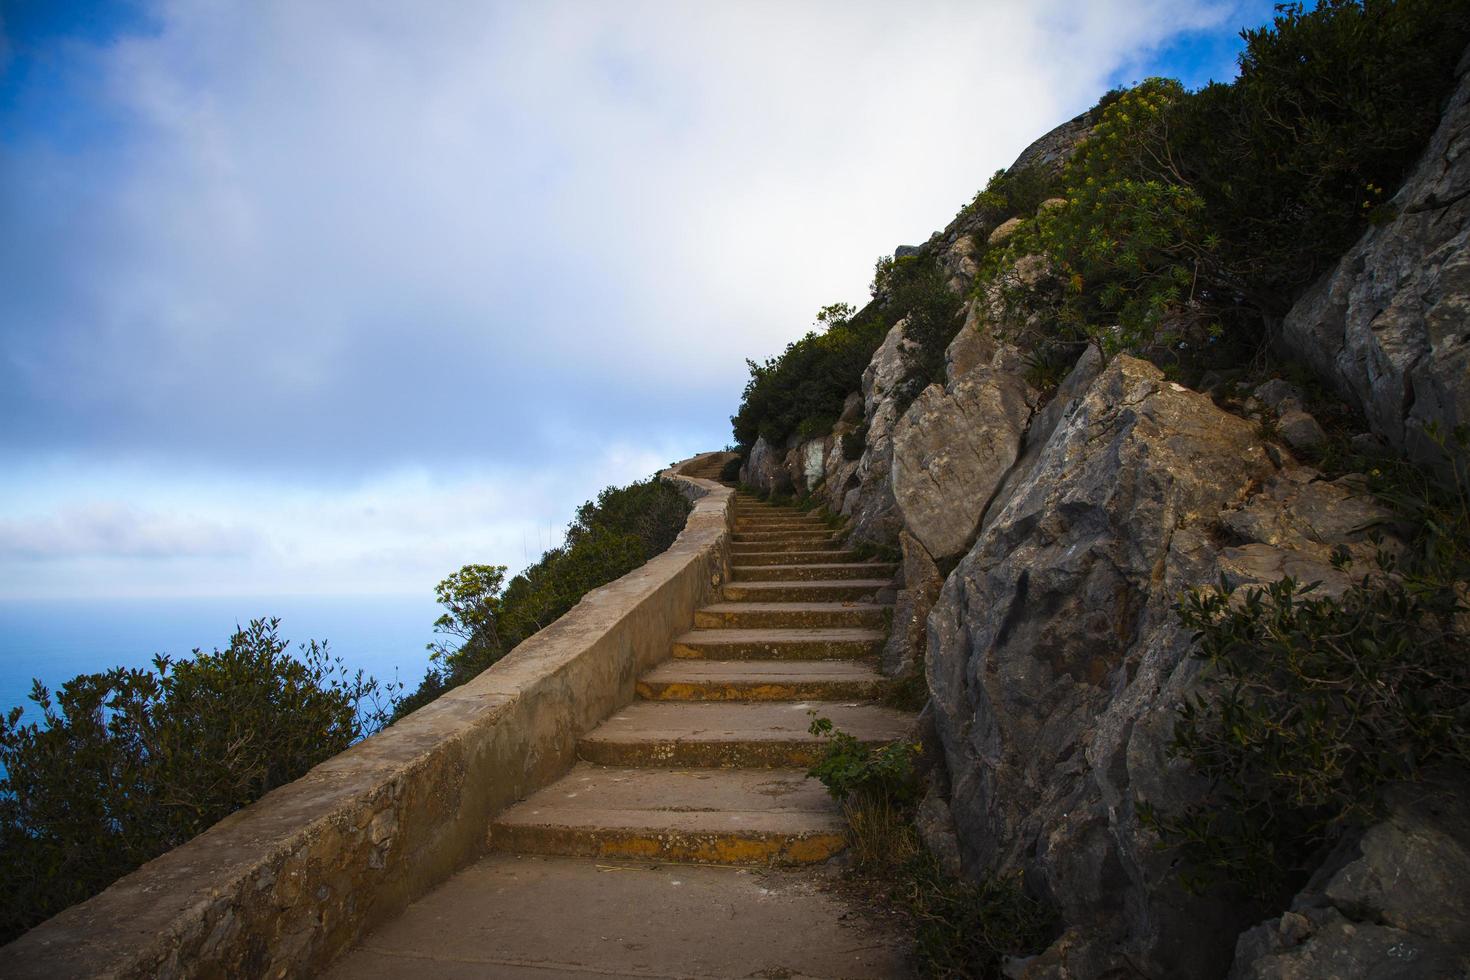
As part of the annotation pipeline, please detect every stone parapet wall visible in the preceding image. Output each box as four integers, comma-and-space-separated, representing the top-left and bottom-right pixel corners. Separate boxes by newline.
0, 452, 735, 979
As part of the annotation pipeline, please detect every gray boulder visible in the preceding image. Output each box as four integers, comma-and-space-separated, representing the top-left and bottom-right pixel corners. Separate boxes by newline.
1008, 111, 1094, 179
891, 370, 1037, 561
881, 530, 943, 678
926, 355, 1286, 975
1230, 776, 1470, 978
841, 319, 912, 544
1280, 47, 1470, 467
741, 436, 791, 496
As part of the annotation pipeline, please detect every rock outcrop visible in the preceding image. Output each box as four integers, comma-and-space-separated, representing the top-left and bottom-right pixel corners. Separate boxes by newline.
729, 80, 1470, 977
1230, 776, 1470, 979
1280, 48, 1470, 466
927, 356, 1280, 975
924, 356, 1405, 975
890, 369, 1036, 561
841, 319, 913, 544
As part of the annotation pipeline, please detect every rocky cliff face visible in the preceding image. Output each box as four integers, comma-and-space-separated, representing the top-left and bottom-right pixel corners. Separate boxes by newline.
737, 73, 1470, 977
1281, 47, 1470, 468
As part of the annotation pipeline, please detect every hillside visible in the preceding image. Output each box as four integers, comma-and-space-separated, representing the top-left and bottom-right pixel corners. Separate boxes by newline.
729, 3, 1470, 976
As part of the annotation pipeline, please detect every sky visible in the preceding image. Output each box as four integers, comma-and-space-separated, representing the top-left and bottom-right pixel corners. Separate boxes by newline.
0, 0, 1279, 600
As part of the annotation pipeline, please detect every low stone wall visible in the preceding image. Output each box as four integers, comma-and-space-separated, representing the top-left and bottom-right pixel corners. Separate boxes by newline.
0, 453, 736, 979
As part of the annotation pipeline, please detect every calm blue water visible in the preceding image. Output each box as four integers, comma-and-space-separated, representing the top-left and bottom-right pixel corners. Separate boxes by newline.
0, 595, 440, 724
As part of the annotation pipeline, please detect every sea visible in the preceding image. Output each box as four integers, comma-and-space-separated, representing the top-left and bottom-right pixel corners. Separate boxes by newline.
0, 595, 440, 725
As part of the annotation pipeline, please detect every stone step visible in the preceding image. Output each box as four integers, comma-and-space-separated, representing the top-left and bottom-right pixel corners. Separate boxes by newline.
638, 660, 887, 701
734, 522, 832, 533
732, 530, 841, 544
731, 539, 847, 554
695, 602, 889, 630
732, 549, 858, 564
731, 549, 862, 566
723, 580, 892, 603
488, 766, 846, 866
671, 627, 885, 661
577, 701, 913, 768
731, 562, 897, 582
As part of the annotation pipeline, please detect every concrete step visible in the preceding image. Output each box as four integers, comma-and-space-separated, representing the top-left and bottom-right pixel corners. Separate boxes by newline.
732, 530, 841, 544
723, 580, 892, 603
638, 660, 887, 701
731, 549, 861, 566
731, 562, 898, 582
672, 627, 884, 661
488, 766, 846, 866
732, 539, 847, 554
732, 549, 858, 564
577, 701, 913, 768
695, 602, 889, 630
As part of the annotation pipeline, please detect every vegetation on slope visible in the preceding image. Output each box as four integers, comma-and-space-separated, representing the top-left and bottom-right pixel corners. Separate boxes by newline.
1141, 428, 1470, 904
985, 0, 1470, 371
392, 477, 691, 717
728, 0, 1470, 953
733, 0, 1470, 451
730, 248, 964, 454
0, 620, 393, 942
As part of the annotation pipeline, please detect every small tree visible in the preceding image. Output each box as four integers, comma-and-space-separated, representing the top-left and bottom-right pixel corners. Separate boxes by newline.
427, 563, 507, 668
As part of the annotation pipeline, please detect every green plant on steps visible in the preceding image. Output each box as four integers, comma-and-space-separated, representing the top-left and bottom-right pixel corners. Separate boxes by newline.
807, 717, 1056, 976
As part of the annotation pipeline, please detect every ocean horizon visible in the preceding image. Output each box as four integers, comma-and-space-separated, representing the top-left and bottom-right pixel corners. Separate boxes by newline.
0, 594, 441, 724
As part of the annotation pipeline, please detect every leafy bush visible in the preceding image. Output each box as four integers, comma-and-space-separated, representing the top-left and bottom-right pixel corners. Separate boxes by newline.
731, 250, 962, 453
984, 78, 1216, 358
395, 477, 692, 715
730, 302, 889, 451
964, 164, 1056, 226
807, 715, 919, 805
719, 455, 743, 483
807, 716, 1055, 977
884, 255, 966, 411
984, 0, 1470, 366
907, 856, 1057, 980
1178, 0, 1470, 308
1141, 430, 1469, 902
0, 619, 389, 942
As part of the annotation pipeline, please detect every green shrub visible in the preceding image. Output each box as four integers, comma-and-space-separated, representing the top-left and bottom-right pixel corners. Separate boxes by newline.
1178, 0, 1470, 308
807, 715, 919, 805
730, 302, 889, 451
964, 164, 1056, 226
807, 717, 1056, 977
1141, 430, 1469, 902
982, 0, 1470, 367
731, 252, 962, 453
0, 619, 389, 941
984, 78, 1216, 359
907, 856, 1057, 980
396, 478, 692, 716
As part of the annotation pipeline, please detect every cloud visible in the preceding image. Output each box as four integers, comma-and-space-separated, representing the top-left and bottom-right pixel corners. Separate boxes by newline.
0, 0, 1268, 596
0, 504, 255, 561
2, 0, 1248, 469
0, 440, 675, 597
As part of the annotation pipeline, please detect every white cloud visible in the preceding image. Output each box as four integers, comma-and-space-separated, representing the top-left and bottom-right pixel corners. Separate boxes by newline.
0, 0, 1254, 597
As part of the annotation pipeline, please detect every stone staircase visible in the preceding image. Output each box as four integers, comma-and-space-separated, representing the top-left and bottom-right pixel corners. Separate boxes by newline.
486, 490, 911, 868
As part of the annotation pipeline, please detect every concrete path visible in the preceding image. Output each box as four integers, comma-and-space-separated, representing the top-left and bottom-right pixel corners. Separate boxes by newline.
325, 484, 915, 979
